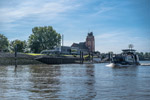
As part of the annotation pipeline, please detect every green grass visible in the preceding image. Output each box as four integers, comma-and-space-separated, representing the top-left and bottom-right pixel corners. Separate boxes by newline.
63, 55, 74, 57
25, 53, 44, 56
0, 57, 42, 65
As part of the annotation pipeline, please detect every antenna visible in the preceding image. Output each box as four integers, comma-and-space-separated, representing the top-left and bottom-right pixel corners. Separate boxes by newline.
128, 44, 134, 50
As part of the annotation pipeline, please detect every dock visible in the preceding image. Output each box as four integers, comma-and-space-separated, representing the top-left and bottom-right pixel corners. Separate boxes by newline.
35, 56, 83, 64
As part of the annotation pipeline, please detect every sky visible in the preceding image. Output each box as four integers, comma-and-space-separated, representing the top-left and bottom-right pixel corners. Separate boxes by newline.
0, 0, 150, 53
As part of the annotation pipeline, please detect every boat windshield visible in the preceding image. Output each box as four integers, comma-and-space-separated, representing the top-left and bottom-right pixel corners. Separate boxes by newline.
112, 56, 124, 63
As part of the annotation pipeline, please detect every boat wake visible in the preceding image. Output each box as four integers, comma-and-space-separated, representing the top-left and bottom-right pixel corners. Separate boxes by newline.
106, 63, 114, 67
140, 63, 150, 66
106, 63, 150, 67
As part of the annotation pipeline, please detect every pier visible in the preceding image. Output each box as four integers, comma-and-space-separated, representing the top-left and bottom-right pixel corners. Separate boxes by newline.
35, 51, 85, 64
35, 56, 81, 64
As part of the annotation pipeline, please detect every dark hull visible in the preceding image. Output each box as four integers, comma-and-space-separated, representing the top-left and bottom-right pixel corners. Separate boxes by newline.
35, 56, 80, 64
113, 63, 138, 67
108, 62, 140, 67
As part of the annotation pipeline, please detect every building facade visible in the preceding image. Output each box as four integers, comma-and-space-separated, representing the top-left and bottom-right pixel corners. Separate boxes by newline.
41, 32, 95, 55
85, 32, 95, 52
71, 32, 95, 53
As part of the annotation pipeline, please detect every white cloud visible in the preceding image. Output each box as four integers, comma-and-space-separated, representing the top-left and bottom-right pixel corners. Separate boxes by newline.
0, 0, 81, 39
94, 7, 114, 15
96, 32, 120, 39
0, 0, 80, 23
90, 1, 117, 17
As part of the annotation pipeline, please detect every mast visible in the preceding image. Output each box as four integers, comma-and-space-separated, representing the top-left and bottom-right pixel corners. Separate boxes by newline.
62, 34, 64, 46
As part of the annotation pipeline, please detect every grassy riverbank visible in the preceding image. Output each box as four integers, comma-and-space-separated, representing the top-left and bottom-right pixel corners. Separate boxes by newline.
0, 53, 42, 65
0, 52, 102, 65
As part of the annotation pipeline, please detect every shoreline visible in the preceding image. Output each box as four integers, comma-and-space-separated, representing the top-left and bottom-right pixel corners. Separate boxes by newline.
0, 53, 150, 66
0, 53, 42, 65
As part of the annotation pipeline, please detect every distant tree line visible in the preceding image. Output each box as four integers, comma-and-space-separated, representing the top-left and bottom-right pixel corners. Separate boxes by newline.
100, 52, 150, 61
0, 26, 61, 53
136, 52, 150, 60
0, 34, 9, 52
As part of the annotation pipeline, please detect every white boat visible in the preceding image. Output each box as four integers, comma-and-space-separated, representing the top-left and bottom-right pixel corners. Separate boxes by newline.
110, 49, 140, 67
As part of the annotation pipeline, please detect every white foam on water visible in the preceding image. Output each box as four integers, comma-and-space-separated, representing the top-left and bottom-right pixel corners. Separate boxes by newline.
106, 63, 114, 67
140, 63, 150, 66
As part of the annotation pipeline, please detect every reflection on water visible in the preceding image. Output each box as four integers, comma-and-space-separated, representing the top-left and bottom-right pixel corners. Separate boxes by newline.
0, 62, 150, 100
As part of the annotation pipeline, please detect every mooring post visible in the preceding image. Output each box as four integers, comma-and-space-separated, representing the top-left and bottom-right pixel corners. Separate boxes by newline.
80, 51, 81, 64
81, 51, 83, 64
92, 52, 93, 63
15, 45, 17, 67
89, 52, 91, 62
109, 52, 111, 63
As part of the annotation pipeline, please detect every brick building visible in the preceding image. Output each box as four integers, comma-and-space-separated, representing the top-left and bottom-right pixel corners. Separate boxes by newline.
85, 32, 95, 52
71, 32, 95, 53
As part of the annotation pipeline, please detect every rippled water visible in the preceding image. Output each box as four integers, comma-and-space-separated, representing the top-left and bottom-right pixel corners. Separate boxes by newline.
0, 61, 150, 100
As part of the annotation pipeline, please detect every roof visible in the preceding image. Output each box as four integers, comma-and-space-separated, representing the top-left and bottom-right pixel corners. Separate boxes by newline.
79, 42, 88, 50
71, 42, 89, 51
88, 32, 93, 36
122, 49, 136, 54
122, 49, 136, 51
71, 43, 79, 47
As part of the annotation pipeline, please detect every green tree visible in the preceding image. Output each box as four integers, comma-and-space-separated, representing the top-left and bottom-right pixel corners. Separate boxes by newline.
28, 26, 61, 53
10, 40, 27, 52
0, 34, 9, 52
144, 52, 150, 60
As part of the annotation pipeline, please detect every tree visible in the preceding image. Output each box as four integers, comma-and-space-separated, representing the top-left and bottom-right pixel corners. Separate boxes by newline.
0, 34, 9, 52
10, 40, 27, 52
144, 52, 150, 59
28, 26, 61, 53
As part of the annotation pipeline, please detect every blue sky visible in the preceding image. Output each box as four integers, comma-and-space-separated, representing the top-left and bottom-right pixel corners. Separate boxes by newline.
0, 0, 150, 53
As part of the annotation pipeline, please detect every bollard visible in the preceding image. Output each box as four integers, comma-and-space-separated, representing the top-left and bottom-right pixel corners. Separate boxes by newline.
92, 52, 93, 63
80, 51, 82, 64
81, 51, 83, 64
89, 52, 91, 62
15, 45, 17, 67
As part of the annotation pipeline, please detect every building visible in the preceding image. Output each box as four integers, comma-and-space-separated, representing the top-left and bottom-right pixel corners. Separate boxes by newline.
41, 32, 95, 55
71, 32, 95, 54
71, 42, 89, 54
85, 32, 95, 52
60, 46, 71, 54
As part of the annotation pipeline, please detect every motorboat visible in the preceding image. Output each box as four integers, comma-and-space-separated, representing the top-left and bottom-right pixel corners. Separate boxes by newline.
110, 49, 140, 67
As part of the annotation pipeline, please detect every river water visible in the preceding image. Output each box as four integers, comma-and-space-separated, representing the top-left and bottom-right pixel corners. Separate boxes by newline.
0, 61, 150, 100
